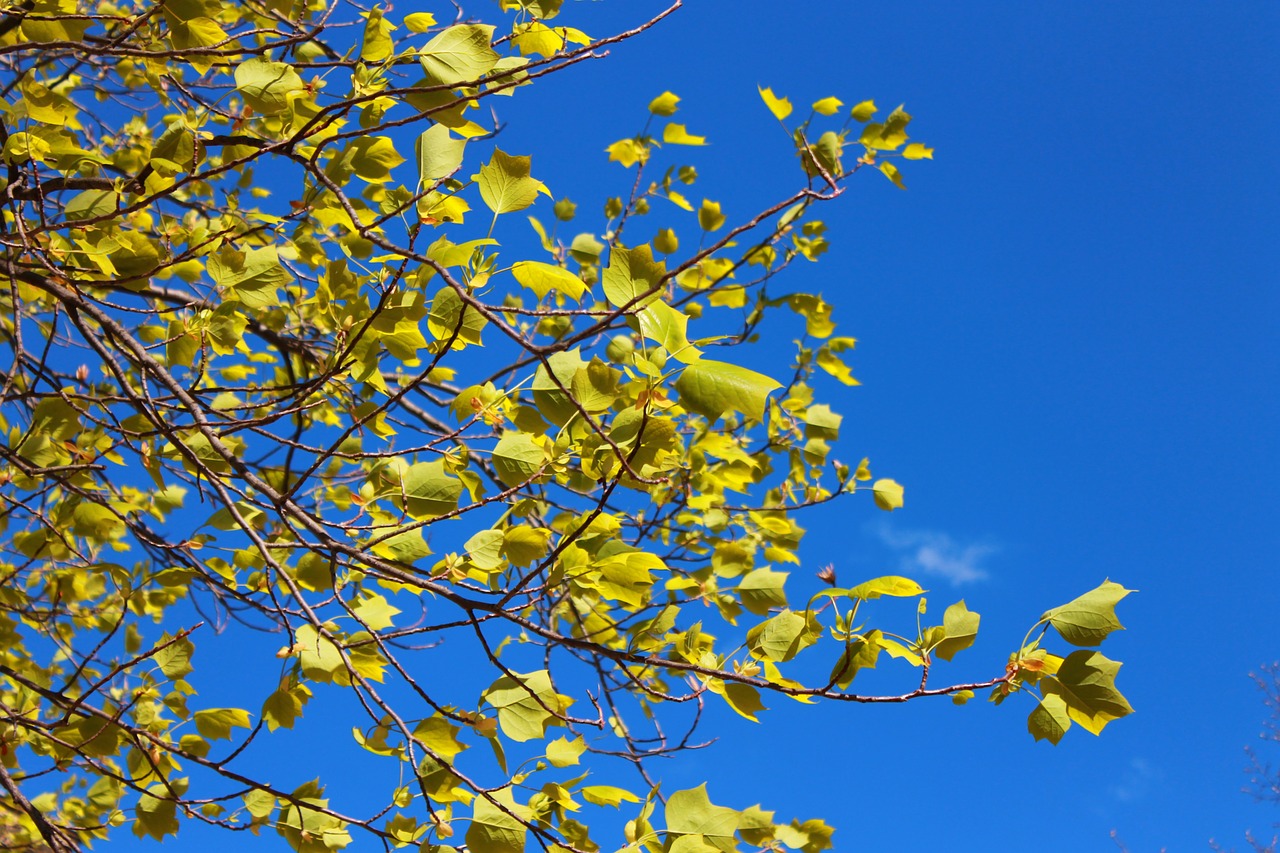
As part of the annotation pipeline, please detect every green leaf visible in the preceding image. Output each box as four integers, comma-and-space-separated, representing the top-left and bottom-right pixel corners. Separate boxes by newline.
878, 161, 906, 190
361, 7, 394, 62
649, 91, 680, 116
368, 526, 433, 564
860, 104, 912, 150
1040, 580, 1132, 647
416, 124, 467, 184
1043, 650, 1134, 735
533, 348, 586, 426
721, 682, 766, 722
477, 148, 549, 214
663, 123, 706, 146
482, 670, 571, 742
234, 58, 303, 115
492, 432, 545, 487
757, 86, 792, 121
194, 707, 252, 741
154, 632, 195, 679
427, 284, 487, 347
850, 99, 877, 122
134, 787, 179, 840
347, 136, 404, 182
413, 715, 467, 761
847, 576, 923, 601
676, 360, 780, 423
570, 358, 622, 412
746, 609, 820, 663
802, 403, 841, 439
465, 529, 505, 570
207, 246, 293, 309
871, 478, 904, 511
398, 460, 463, 520
419, 24, 498, 87
602, 244, 664, 309
1028, 692, 1071, 744
262, 686, 306, 732
403, 12, 436, 32
637, 300, 702, 364
579, 786, 639, 807
698, 198, 725, 232
737, 568, 788, 616
502, 527, 551, 568
812, 96, 843, 116
545, 735, 586, 767
351, 592, 400, 631
932, 600, 980, 662
829, 630, 882, 689
295, 625, 346, 684
465, 788, 527, 853
665, 785, 739, 845
511, 260, 587, 301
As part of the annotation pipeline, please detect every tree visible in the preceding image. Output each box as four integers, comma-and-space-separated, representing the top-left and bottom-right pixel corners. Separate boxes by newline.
0, 1, 1135, 850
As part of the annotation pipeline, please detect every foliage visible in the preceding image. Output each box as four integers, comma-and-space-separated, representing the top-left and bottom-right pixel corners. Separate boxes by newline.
0, 1, 1133, 850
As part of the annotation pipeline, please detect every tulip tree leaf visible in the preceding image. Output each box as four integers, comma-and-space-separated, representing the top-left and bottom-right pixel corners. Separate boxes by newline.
511, 260, 587, 301
665, 785, 740, 845
637, 300, 702, 364
931, 600, 980, 662
417, 124, 468, 184
482, 669, 572, 743
1028, 692, 1072, 745
419, 24, 498, 87
1041, 650, 1134, 736
465, 787, 528, 853
675, 360, 781, 423
847, 576, 923, 601
477, 148, 549, 215
234, 58, 303, 114
603, 244, 664, 309
871, 478, 904, 511
757, 86, 792, 121
1040, 580, 1132, 647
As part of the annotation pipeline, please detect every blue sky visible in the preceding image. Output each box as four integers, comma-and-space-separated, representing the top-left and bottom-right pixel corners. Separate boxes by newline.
96, 2, 1277, 850
481, 1, 1278, 849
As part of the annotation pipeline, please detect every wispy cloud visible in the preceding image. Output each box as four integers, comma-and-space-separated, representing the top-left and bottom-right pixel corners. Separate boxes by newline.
870, 523, 997, 586
1109, 757, 1158, 803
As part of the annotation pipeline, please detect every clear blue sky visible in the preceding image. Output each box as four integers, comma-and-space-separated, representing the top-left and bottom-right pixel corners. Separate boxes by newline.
491, 2, 1280, 848
112, 2, 1278, 850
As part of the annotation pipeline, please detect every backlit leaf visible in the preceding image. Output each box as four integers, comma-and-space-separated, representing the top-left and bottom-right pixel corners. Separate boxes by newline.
1040, 580, 1132, 647
757, 86, 793, 121
675, 360, 781, 423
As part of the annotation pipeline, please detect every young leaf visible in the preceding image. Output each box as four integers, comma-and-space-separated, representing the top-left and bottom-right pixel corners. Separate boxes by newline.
932, 600, 980, 661
419, 24, 499, 86
757, 86, 793, 121
649, 90, 680, 116
675, 360, 782, 423
1040, 580, 1133, 646
1042, 650, 1134, 736
871, 478, 904, 511
477, 148, 549, 214
234, 58, 303, 114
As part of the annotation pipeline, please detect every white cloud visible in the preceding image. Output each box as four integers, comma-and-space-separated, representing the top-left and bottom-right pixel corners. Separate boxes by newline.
1109, 757, 1158, 803
870, 523, 996, 586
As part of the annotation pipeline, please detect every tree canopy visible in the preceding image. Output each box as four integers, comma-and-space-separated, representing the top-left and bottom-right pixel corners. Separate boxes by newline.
0, 1, 1133, 851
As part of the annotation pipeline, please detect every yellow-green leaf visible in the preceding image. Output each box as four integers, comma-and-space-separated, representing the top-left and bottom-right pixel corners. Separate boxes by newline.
872, 478, 904, 511
649, 91, 680, 116
812, 96, 843, 116
663, 123, 706, 146
757, 86, 792, 121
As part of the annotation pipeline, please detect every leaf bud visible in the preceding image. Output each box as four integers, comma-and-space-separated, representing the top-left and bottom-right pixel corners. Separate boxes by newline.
605, 335, 635, 363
